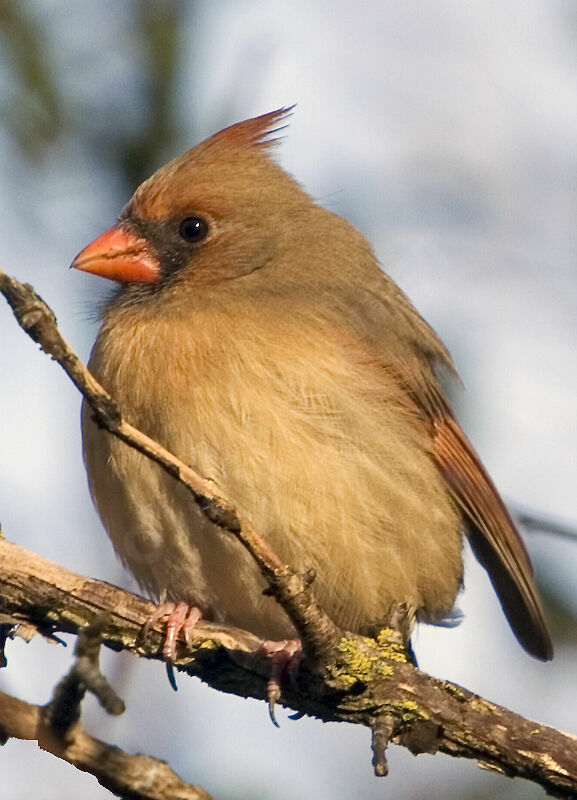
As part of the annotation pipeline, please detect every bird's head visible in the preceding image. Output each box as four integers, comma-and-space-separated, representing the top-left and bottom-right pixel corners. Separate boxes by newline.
71, 108, 311, 292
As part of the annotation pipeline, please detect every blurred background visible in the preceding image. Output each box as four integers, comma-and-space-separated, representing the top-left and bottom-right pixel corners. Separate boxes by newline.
1, 1, 576, 798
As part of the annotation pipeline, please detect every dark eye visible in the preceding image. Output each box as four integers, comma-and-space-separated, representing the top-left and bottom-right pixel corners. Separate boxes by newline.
178, 216, 209, 243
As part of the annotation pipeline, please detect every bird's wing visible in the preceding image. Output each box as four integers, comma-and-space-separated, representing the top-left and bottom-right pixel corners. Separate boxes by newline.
352, 278, 553, 660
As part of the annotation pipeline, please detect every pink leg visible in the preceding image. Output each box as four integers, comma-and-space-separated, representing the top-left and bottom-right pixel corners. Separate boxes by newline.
144, 601, 202, 662
258, 639, 303, 725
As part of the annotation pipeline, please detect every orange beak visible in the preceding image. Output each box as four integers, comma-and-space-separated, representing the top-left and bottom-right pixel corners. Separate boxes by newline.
71, 225, 160, 283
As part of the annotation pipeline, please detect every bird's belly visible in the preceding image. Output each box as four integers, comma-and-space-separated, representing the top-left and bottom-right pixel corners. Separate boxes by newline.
82, 397, 463, 639
82, 418, 297, 638
82, 313, 464, 637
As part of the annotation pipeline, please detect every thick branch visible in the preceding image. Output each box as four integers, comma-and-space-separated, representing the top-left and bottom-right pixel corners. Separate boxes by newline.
1, 538, 577, 797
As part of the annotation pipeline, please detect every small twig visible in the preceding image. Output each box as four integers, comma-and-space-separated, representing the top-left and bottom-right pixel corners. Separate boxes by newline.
47, 616, 125, 737
513, 505, 577, 541
73, 618, 125, 715
0, 268, 340, 665
371, 715, 395, 776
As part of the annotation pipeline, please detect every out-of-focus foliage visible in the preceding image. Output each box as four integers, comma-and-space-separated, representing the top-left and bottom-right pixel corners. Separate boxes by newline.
0, 0, 62, 156
0, 0, 185, 188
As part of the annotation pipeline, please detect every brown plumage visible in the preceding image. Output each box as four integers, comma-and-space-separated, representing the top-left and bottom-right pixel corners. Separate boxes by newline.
73, 108, 552, 660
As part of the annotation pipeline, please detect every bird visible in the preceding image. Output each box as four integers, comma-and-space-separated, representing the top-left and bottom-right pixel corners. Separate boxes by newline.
72, 108, 553, 666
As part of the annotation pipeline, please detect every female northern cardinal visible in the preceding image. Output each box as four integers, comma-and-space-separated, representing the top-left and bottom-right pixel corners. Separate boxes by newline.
73, 109, 552, 661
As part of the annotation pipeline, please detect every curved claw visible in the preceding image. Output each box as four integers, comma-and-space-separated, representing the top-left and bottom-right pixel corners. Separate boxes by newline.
166, 662, 178, 692
268, 694, 281, 728
258, 639, 303, 726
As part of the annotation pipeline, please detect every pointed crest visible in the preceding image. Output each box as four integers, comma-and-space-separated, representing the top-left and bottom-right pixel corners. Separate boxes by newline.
126, 106, 301, 220
207, 107, 295, 152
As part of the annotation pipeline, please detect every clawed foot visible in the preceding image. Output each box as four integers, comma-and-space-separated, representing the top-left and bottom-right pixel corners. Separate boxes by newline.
257, 639, 303, 726
143, 601, 202, 662
144, 606, 303, 719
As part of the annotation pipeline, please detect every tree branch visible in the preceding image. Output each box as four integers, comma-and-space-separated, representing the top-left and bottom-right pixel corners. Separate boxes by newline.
1, 538, 577, 796
2, 270, 576, 798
